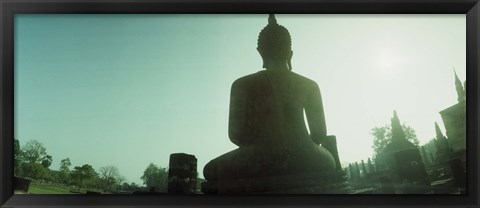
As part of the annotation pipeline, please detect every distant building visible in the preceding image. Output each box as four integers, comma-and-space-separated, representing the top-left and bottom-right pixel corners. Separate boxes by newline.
439, 71, 466, 152
440, 70, 467, 161
433, 122, 453, 163
439, 103, 466, 152
375, 111, 429, 192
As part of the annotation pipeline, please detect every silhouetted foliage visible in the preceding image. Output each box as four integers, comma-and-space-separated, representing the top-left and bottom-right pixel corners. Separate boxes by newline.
14, 139, 22, 176
41, 155, 53, 168
140, 163, 168, 192
196, 176, 205, 192
15, 139, 139, 193
70, 164, 98, 189
16, 140, 52, 180
21, 163, 49, 180
371, 122, 419, 157
119, 182, 145, 192
59, 158, 72, 184
23, 140, 50, 164
99, 166, 125, 192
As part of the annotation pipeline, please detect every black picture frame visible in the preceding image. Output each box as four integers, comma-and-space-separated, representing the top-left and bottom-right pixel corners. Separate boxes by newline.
1, 0, 479, 207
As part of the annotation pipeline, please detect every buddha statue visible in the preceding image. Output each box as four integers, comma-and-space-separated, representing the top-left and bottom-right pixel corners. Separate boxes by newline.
202, 15, 341, 193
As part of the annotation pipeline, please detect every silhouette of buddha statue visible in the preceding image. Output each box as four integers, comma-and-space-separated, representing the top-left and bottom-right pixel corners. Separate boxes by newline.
203, 15, 339, 193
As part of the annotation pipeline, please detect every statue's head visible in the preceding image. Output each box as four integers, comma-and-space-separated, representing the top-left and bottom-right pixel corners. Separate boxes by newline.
257, 14, 293, 70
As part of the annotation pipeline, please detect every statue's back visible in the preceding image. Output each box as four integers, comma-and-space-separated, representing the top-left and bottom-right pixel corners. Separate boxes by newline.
229, 69, 319, 147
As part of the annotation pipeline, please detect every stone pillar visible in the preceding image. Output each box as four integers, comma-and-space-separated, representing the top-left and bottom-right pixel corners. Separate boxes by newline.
346, 164, 352, 179
449, 158, 466, 189
367, 158, 375, 173
429, 152, 435, 164
420, 146, 431, 166
361, 160, 367, 175
348, 164, 355, 180
168, 153, 197, 194
354, 162, 361, 179
14, 177, 31, 194
323, 135, 342, 171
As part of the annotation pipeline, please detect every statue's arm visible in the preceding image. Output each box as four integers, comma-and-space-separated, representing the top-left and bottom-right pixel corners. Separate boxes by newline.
305, 82, 327, 145
228, 79, 253, 147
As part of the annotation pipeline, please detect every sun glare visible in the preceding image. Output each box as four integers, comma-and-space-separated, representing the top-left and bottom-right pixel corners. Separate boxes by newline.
372, 48, 401, 79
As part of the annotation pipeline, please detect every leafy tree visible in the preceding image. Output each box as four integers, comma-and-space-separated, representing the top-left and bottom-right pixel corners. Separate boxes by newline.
14, 139, 23, 176
196, 176, 205, 193
59, 158, 72, 184
120, 182, 144, 193
21, 163, 49, 180
45, 169, 60, 182
41, 155, 53, 168
140, 163, 168, 192
98, 166, 121, 192
371, 126, 389, 157
371, 122, 419, 157
60, 158, 72, 172
18, 140, 52, 179
14, 139, 20, 155
22, 140, 49, 164
115, 175, 126, 191
70, 164, 98, 189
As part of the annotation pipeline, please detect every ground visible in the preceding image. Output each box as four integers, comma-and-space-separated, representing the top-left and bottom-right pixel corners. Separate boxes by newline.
28, 183, 73, 194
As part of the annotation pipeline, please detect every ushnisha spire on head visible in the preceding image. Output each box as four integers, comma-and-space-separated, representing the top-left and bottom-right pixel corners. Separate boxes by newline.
268, 14, 277, 25
257, 14, 293, 70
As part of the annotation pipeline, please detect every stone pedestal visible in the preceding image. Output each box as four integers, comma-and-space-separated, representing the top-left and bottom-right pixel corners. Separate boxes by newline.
202, 170, 349, 194
394, 148, 430, 193
379, 176, 395, 194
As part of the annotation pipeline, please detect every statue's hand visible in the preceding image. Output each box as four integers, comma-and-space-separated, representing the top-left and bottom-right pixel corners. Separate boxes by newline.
311, 135, 325, 146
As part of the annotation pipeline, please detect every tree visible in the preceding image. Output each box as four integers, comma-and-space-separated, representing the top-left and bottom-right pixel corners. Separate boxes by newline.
98, 166, 121, 192
41, 155, 53, 168
120, 182, 144, 193
22, 140, 49, 164
46, 169, 60, 182
60, 158, 72, 172
70, 164, 98, 189
371, 122, 419, 157
115, 175, 126, 191
21, 163, 49, 180
14, 139, 23, 176
59, 158, 72, 184
371, 126, 389, 157
196, 176, 205, 193
140, 163, 168, 192
20, 140, 52, 180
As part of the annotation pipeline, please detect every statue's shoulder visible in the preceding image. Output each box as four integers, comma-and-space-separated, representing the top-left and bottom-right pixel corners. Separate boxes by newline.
290, 72, 319, 88
231, 71, 266, 88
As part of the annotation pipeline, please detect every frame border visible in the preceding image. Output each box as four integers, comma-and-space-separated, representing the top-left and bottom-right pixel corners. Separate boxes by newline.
1, 0, 479, 207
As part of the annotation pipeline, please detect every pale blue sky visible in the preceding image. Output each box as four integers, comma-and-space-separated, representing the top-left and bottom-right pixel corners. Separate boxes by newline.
15, 14, 466, 184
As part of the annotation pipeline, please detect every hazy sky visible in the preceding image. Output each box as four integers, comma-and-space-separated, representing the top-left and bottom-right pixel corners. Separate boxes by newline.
15, 14, 466, 185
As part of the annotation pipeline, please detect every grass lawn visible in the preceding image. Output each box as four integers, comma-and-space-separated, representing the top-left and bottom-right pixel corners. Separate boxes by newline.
28, 183, 73, 194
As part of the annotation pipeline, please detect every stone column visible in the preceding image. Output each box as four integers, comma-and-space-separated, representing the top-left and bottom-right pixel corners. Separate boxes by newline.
168, 153, 197, 194
361, 160, 367, 175
14, 177, 31, 194
367, 158, 375, 173
449, 158, 466, 189
354, 162, 361, 179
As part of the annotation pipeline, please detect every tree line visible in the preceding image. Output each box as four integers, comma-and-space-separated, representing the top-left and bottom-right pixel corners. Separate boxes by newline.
14, 139, 171, 193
